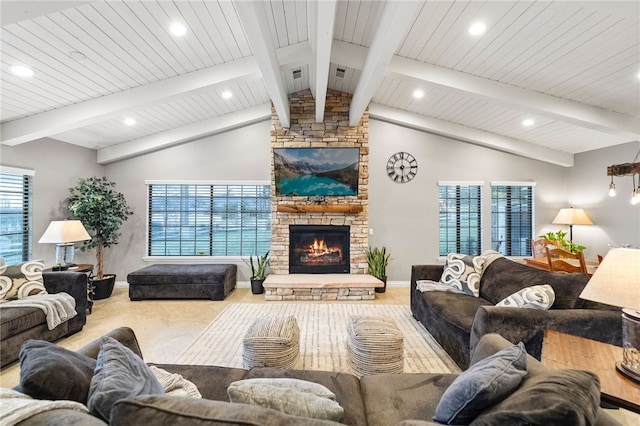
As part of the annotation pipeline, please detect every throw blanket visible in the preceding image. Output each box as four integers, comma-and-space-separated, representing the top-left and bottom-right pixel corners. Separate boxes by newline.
0, 388, 88, 426
150, 366, 202, 398
0, 293, 76, 330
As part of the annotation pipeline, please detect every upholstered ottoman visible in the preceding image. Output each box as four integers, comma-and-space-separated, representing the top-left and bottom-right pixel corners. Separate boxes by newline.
242, 316, 300, 369
347, 315, 404, 376
127, 264, 237, 301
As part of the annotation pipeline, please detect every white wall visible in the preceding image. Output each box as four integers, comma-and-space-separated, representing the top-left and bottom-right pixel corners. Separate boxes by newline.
567, 141, 640, 258
1, 138, 103, 266
102, 120, 271, 280
368, 119, 572, 280
4, 122, 637, 284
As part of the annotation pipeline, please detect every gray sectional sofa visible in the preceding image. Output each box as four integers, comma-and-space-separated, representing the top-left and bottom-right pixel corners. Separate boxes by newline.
411, 256, 622, 369
0, 271, 88, 368
10, 327, 620, 425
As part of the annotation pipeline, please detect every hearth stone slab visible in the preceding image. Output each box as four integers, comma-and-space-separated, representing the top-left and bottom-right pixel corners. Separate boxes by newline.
263, 274, 383, 301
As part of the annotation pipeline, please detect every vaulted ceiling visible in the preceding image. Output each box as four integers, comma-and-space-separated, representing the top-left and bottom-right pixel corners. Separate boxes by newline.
1, 1, 638, 167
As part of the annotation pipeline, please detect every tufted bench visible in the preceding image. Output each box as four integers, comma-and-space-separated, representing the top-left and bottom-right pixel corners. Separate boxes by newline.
127, 264, 237, 301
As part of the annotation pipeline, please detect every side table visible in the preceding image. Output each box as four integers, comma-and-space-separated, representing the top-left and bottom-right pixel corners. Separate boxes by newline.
44, 264, 94, 314
541, 329, 640, 413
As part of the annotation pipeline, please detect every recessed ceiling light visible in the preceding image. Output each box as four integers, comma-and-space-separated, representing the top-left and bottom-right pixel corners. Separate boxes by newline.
9, 65, 34, 77
522, 118, 535, 127
170, 22, 187, 37
413, 89, 425, 99
123, 117, 136, 126
468, 22, 487, 36
221, 90, 233, 99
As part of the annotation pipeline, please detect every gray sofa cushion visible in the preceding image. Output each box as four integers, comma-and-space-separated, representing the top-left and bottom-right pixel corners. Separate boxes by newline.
470, 369, 601, 425
17, 340, 96, 404
360, 373, 458, 426
88, 337, 164, 421
110, 395, 344, 425
479, 258, 588, 308
433, 343, 527, 424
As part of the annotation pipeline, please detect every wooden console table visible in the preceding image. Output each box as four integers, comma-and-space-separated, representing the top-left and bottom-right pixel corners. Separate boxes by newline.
541, 329, 640, 413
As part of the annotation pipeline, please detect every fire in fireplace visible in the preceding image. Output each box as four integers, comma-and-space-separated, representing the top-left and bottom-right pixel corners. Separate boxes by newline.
289, 225, 350, 274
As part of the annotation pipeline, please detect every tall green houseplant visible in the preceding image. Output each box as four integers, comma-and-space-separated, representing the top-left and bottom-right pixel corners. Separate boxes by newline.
67, 177, 133, 280
365, 246, 391, 293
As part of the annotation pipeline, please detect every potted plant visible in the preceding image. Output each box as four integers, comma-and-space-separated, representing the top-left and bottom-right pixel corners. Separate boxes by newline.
539, 231, 586, 253
244, 250, 270, 294
67, 176, 133, 299
365, 246, 391, 293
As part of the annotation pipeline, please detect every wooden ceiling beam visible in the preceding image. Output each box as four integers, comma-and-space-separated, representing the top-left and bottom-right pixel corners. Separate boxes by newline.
234, 0, 290, 128
310, 0, 336, 123
97, 104, 272, 164
348, 1, 423, 127
0, 57, 260, 146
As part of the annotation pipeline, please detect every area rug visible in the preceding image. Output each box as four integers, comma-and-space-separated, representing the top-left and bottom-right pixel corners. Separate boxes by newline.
175, 303, 460, 374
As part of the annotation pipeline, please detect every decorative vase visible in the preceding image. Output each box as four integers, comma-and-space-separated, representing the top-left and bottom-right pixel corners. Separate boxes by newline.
250, 278, 265, 295
375, 276, 387, 293
92, 275, 116, 300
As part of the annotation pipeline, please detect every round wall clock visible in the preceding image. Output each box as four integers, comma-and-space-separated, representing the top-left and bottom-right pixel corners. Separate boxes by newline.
386, 151, 418, 183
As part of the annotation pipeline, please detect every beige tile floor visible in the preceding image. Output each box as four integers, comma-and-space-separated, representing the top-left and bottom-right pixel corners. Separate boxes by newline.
1, 284, 637, 425
0, 285, 409, 388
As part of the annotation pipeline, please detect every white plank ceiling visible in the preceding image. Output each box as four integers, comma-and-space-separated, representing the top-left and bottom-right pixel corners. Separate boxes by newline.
1, 0, 638, 166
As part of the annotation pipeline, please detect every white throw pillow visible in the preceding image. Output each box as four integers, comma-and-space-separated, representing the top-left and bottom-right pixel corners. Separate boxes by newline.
496, 284, 555, 310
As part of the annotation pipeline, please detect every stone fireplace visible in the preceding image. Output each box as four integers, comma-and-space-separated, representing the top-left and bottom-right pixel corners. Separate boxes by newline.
289, 225, 350, 274
269, 89, 369, 276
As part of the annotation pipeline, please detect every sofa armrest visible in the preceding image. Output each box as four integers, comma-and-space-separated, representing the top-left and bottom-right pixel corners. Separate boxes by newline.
410, 265, 444, 287
43, 271, 88, 331
470, 306, 622, 361
410, 265, 445, 319
76, 327, 143, 360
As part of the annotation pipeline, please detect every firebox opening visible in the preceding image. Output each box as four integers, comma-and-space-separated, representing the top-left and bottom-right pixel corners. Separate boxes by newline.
289, 225, 350, 274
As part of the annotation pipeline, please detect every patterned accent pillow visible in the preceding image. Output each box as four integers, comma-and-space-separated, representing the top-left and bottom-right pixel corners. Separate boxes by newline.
0, 260, 47, 300
496, 284, 555, 310
439, 253, 487, 297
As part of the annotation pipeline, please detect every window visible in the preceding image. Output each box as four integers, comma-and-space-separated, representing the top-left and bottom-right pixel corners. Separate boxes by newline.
439, 182, 483, 255
0, 168, 34, 264
147, 182, 270, 256
491, 182, 535, 256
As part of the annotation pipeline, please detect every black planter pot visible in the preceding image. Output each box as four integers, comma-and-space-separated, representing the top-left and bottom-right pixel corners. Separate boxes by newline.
250, 278, 265, 295
92, 275, 116, 300
375, 276, 388, 293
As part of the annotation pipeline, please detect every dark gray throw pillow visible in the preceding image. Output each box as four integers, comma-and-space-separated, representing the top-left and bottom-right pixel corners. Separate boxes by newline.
87, 336, 164, 422
469, 369, 600, 426
18, 340, 96, 404
433, 342, 527, 425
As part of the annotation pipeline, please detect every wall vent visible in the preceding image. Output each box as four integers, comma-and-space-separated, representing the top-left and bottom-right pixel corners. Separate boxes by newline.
292, 68, 302, 80
335, 67, 346, 78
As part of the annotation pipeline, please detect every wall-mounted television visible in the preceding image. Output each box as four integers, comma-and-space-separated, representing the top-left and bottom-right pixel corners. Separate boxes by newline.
274, 147, 360, 196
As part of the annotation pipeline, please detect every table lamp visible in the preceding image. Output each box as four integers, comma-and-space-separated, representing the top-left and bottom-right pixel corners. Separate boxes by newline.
552, 207, 593, 242
579, 248, 640, 382
38, 220, 91, 269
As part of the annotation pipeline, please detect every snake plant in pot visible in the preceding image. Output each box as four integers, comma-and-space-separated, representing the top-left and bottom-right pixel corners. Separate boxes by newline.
67, 176, 133, 299
365, 246, 391, 293
244, 250, 270, 294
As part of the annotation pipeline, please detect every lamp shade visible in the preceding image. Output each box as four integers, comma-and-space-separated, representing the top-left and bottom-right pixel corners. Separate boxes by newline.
552, 208, 593, 225
579, 248, 640, 311
38, 220, 91, 244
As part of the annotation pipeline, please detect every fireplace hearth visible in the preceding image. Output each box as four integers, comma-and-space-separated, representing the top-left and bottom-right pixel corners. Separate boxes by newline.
289, 225, 350, 274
